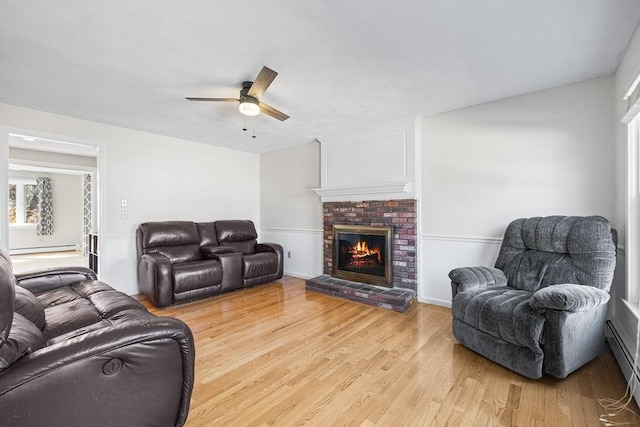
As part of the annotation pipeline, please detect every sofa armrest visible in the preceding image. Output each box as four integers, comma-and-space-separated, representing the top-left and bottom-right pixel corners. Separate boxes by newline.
449, 266, 507, 299
529, 284, 610, 312
0, 315, 195, 427
138, 253, 174, 308
15, 267, 98, 294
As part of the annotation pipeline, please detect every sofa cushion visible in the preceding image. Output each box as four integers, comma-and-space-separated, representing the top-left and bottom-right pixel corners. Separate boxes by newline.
0, 313, 46, 372
14, 285, 45, 330
0, 257, 15, 346
453, 286, 546, 353
172, 260, 223, 293
36, 285, 82, 307
42, 298, 103, 340
243, 253, 278, 279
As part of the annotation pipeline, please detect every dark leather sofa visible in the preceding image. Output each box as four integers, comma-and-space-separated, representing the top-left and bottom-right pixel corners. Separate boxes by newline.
137, 220, 283, 308
0, 245, 195, 427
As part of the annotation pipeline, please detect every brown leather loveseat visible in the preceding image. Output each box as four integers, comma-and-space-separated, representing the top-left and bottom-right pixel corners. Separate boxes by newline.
0, 245, 195, 427
137, 220, 283, 308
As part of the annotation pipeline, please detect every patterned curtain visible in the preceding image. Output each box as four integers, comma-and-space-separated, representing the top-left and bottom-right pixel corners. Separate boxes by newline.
83, 173, 92, 255
36, 177, 53, 235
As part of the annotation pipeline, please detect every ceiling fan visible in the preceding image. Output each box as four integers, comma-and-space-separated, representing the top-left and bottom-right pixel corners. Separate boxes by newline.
186, 66, 289, 121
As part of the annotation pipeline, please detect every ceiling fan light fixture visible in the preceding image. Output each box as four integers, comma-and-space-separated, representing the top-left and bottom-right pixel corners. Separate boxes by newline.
239, 96, 260, 116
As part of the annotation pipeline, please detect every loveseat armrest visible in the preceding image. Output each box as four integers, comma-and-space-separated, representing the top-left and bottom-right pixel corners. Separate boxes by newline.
529, 284, 610, 312
256, 243, 284, 280
138, 253, 174, 307
0, 315, 195, 427
15, 267, 98, 294
208, 251, 243, 292
256, 242, 282, 254
449, 266, 507, 299
200, 245, 235, 258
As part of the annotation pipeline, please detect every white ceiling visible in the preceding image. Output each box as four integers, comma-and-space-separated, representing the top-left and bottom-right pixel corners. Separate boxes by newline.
1, 1, 639, 154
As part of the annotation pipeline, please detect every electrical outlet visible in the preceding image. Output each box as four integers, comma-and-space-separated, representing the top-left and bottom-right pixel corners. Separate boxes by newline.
121, 210, 128, 219
287, 251, 292, 258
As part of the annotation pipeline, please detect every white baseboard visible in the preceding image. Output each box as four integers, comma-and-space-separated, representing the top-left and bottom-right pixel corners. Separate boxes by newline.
10, 244, 81, 255
419, 296, 451, 308
285, 271, 316, 280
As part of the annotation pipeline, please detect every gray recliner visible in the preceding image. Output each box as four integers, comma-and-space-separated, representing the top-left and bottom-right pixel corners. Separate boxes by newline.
449, 216, 617, 379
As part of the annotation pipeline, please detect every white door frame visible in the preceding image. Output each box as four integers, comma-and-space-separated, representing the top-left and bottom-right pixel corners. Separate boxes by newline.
0, 126, 106, 275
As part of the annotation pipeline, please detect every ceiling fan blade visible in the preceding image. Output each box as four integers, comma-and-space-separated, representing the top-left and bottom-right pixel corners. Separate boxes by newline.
185, 97, 238, 102
259, 102, 289, 121
247, 66, 278, 99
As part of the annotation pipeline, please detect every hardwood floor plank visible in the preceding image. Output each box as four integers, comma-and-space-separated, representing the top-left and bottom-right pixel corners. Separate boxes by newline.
139, 277, 640, 426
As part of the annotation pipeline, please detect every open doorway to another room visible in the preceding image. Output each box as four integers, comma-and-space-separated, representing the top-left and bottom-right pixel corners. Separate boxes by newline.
6, 134, 98, 274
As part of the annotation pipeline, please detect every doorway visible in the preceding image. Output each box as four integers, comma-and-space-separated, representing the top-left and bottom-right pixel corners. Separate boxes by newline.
0, 128, 103, 275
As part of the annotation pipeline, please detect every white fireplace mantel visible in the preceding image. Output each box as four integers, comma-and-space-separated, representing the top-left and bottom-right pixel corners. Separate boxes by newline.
312, 180, 414, 202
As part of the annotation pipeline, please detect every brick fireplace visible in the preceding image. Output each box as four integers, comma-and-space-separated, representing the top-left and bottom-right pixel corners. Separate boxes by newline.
322, 199, 417, 292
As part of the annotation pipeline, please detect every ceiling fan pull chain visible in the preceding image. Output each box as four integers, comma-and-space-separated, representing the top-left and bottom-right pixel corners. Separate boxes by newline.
252, 116, 257, 139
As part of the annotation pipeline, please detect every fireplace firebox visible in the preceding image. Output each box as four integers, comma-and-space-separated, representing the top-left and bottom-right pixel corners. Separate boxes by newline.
332, 224, 393, 287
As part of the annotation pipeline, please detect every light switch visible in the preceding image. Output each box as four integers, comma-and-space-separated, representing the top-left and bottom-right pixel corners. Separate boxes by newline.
121, 199, 128, 208
121, 210, 128, 219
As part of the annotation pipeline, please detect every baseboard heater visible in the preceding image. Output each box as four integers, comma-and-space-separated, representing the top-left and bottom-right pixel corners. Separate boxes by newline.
9, 245, 81, 255
606, 320, 640, 406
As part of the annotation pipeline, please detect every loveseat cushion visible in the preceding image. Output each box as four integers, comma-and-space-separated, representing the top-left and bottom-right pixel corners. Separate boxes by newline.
172, 260, 223, 293
14, 285, 45, 330
243, 253, 278, 279
215, 220, 258, 255
0, 313, 46, 372
453, 286, 546, 353
139, 221, 201, 248
146, 244, 201, 264
196, 222, 219, 246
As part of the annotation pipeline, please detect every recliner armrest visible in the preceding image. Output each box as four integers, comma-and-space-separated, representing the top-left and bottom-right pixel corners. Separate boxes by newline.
449, 266, 507, 298
529, 284, 610, 312
16, 267, 98, 294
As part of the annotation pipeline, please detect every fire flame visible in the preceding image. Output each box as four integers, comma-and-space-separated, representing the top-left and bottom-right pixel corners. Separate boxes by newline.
349, 240, 381, 263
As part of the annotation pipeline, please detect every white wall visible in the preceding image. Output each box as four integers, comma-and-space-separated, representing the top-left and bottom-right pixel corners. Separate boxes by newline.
8, 170, 83, 250
260, 141, 323, 278
421, 76, 616, 306
1, 103, 261, 295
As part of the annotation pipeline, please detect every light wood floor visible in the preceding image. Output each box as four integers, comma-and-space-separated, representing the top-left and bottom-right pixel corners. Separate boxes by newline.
140, 276, 640, 427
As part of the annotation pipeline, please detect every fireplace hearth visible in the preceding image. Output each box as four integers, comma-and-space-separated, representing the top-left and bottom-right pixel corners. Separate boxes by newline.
333, 224, 392, 287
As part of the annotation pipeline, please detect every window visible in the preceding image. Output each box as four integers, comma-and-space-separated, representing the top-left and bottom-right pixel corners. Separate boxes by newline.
627, 113, 640, 304
8, 180, 38, 226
